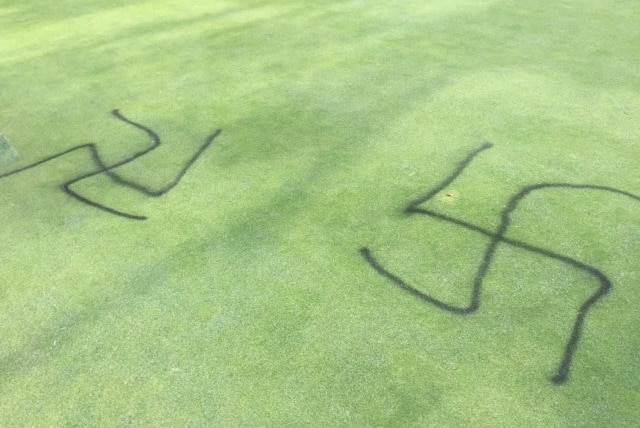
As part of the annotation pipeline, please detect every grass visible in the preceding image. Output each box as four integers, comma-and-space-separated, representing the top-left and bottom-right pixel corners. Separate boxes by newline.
1, 0, 639, 426
0, 134, 19, 167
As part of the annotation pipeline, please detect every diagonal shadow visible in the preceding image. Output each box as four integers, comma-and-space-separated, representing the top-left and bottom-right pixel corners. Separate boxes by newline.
360, 143, 640, 384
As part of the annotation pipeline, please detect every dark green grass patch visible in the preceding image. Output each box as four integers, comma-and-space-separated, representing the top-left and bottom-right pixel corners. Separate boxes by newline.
1, 0, 639, 426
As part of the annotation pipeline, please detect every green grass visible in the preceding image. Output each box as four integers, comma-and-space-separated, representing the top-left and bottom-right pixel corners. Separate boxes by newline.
1, 0, 639, 426
0, 134, 19, 167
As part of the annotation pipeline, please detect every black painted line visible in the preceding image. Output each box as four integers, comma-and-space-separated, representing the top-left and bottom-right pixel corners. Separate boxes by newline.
361, 143, 640, 384
0, 109, 221, 220
405, 141, 493, 213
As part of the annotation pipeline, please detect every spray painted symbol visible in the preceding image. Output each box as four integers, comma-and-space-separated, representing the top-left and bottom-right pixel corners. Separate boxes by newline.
360, 143, 639, 384
0, 109, 221, 220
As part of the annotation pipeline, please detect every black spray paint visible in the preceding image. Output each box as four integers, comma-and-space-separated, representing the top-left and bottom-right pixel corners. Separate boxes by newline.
360, 143, 639, 384
0, 109, 221, 220
3, 118, 639, 385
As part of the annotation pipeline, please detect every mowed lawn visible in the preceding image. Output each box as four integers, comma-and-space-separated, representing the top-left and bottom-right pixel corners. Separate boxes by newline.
1, 0, 639, 426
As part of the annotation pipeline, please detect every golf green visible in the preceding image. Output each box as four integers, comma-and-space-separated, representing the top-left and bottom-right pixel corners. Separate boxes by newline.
1, 0, 638, 426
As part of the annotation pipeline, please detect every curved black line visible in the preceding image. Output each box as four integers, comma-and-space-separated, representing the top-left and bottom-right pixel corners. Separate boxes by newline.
361, 143, 640, 384
405, 141, 493, 212
0, 143, 98, 180
493, 183, 638, 384
0, 109, 221, 220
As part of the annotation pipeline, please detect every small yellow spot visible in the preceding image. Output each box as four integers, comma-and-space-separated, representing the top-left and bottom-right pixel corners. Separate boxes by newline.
437, 189, 461, 204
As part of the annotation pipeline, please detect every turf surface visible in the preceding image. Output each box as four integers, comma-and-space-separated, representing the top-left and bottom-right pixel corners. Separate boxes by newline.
1, 0, 639, 426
